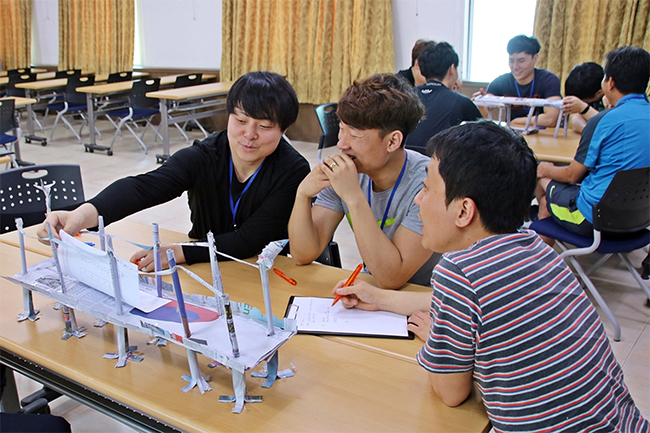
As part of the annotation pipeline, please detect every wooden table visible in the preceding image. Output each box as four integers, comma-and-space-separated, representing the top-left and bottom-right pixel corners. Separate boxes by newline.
76, 74, 216, 155
0, 68, 47, 77
524, 127, 581, 164
0, 222, 490, 432
1, 71, 149, 85
146, 81, 232, 163
0, 97, 38, 166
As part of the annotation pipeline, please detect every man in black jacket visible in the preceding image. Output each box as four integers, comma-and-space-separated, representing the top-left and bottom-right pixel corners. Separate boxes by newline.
38, 71, 310, 269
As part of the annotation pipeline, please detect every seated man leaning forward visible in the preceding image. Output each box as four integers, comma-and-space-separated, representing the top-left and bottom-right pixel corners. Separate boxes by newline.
289, 73, 438, 289
38, 71, 310, 269
477, 34, 562, 127
333, 121, 649, 432
537, 46, 650, 238
562, 61, 606, 134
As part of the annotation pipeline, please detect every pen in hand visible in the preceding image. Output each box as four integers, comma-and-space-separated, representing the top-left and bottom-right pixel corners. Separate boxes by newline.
332, 263, 363, 306
274, 268, 297, 285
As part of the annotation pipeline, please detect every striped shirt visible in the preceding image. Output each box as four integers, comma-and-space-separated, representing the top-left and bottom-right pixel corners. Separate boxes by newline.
417, 231, 648, 433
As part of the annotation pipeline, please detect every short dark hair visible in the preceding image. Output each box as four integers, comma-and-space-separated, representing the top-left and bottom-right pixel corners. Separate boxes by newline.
411, 39, 436, 66
337, 73, 425, 143
564, 62, 604, 100
226, 71, 299, 131
507, 35, 541, 56
417, 42, 459, 81
426, 121, 537, 234
603, 46, 650, 95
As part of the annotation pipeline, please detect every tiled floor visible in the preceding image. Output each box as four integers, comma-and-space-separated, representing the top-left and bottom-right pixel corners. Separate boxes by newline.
6, 117, 649, 431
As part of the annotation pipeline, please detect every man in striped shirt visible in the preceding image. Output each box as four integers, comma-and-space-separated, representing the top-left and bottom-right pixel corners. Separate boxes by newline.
334, 121, 648, 432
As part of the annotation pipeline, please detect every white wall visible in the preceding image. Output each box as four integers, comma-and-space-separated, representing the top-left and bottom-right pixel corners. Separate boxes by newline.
31, 0, 467, 73
31, 0, 58, 66
136, 0, 222, 69
392, 0, 468, 74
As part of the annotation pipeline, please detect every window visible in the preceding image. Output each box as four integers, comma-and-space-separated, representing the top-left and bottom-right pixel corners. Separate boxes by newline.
465, 0, 536, 83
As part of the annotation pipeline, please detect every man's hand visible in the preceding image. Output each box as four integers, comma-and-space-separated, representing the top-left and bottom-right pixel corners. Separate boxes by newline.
563, 96, 589, 115
407, 310, 431, 341
537, 161, 555, 179
472, 87, 486, 99
36, 203, 99, 243
332, 279, 383, 311
296, 164, 331, 200
130, 244, 185, 271
322, 153, 365, 205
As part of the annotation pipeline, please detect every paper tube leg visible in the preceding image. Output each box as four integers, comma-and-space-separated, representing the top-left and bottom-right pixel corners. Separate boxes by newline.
261, 352, 279, 388
232, 370, 246, 413
104, 327, 142, 367
17, 288, 40, 322
181, 350, 212, 394
16, 219, 40, 322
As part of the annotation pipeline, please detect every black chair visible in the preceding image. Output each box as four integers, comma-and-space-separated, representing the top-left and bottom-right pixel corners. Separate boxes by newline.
170, 73, 209, 142
49, 75, 97, 143
102, 78, 162, 155
6, 68, 31, 78
530, 167, 650, 342
54, 69, 82, 79
0, 98, 18, 155
314, 102, 339, 162
0, 164, 85, 233
107, 71, 133, 83
315, 241, 342, 268
5, 73, 36, 97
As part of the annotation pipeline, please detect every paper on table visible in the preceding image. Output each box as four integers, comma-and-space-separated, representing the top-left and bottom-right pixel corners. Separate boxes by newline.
289, 296, 411, 338
58, 230, 169, 313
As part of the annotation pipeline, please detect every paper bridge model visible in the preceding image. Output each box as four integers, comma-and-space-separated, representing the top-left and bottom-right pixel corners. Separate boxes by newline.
5, 218, 297, 414
472, 94, 568, 138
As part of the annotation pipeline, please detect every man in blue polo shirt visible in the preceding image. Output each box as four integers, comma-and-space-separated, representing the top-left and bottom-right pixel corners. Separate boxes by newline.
536, 46, 650, 238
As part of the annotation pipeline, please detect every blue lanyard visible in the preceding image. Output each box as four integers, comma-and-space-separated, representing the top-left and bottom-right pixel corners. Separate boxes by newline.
367, 152, 408, 230
229, 156, 264, 229
514, 76, 535, 114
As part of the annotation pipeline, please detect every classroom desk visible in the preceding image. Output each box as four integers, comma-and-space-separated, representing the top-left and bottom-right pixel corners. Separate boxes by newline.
0, 225, 490, 433
14, 78, 69, 146
0, 97, 38, 166
524, 127, 581, 164
146, 81, 232, 163
0, 71, 149, 85
76, 74, 216, 155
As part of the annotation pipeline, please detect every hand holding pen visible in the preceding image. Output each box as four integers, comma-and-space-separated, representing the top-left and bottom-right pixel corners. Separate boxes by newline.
332, 263, 363, 306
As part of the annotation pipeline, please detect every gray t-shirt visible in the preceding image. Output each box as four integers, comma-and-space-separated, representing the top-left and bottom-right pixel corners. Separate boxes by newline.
315, 149, 439, 285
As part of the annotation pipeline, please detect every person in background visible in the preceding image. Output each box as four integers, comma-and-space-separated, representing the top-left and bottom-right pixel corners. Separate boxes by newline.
475, 34, 562, 127
396, 39, 436, 87
405, 42, 482, 154
537, 46, 650, 240
333, 121, 649, 433
289, 73, 438, 289
563, 61, 606, 133
38, 71, 310, 270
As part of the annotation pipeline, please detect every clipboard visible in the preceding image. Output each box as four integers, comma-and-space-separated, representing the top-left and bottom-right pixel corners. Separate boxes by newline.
285, 296, 414, 340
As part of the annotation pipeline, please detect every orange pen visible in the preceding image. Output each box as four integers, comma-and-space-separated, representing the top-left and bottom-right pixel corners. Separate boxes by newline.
332, 263, 363, 306
273, 268, 297, 285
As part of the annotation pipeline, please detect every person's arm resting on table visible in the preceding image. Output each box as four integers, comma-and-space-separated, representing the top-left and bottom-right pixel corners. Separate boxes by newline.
537, 158, 587, 184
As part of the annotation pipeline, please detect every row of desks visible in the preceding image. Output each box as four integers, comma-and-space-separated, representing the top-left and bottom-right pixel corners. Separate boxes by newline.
0, 71, 148, 86
0, 221, 490, 432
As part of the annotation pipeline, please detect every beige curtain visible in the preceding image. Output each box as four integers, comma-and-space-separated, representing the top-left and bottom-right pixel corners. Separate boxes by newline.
534, 0, 650, 90
222, 0, 395, 104
59, 0, 134, 74
0, 0, 32, 70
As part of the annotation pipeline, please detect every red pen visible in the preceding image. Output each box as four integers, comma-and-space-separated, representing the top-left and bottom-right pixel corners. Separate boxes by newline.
332, 263, 363, 306
274, 268, 297, 285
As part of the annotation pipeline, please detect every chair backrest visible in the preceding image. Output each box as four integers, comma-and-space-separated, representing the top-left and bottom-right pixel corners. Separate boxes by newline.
7, 68, 31, 78
0, 99, 15, 135
314, 103, 340, 161
594, 166, 650, 233
0, 164, 85, 234
129, 78, 161, 109
6, 73, 37, 97
65, 75, 95, 106
315, 241, 342, 268
174, 73, 203, 89
107, 71, 133, 83
54, 69, 82, 79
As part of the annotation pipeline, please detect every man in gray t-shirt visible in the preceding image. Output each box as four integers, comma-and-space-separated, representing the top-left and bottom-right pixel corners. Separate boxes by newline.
289, 74, 439, 288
